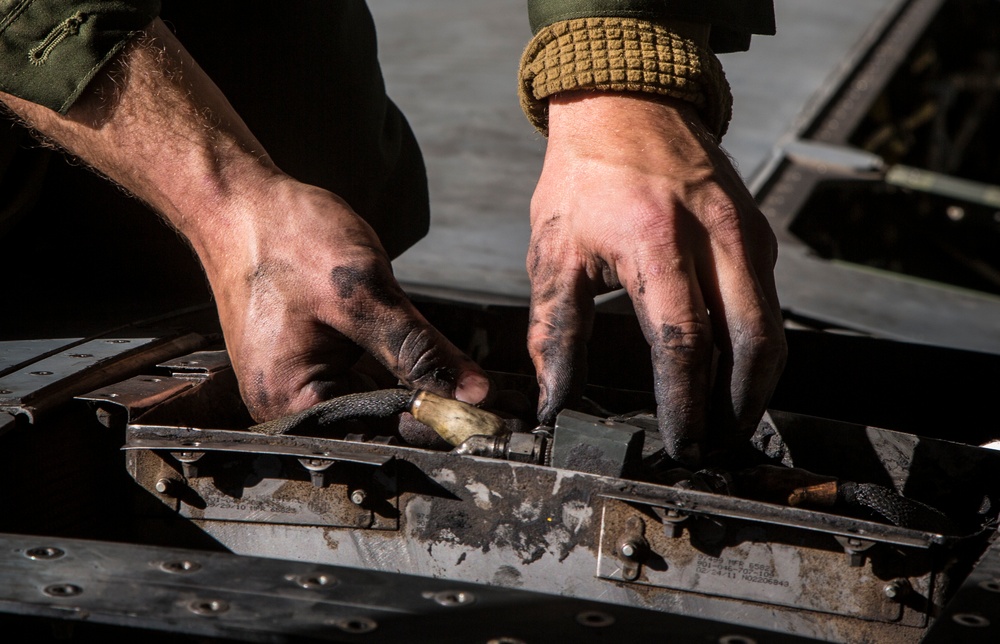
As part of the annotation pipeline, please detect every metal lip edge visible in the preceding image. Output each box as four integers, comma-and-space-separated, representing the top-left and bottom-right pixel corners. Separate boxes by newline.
124, 425, 950, 549
598, 488, 950, 550
123, 426, 395, 467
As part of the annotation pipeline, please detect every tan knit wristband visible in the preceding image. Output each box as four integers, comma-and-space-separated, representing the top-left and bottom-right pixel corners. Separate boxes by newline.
518, 17, 733, 140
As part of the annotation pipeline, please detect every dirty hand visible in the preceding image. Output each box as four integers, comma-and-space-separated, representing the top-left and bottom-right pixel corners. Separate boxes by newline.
205, 177, 491, 428
527, 91, 786, 465
0, 18, 489, 439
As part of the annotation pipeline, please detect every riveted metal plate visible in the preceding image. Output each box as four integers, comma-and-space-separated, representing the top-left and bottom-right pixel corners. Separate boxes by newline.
127, 428, 398, 530
597, 497, 933, 626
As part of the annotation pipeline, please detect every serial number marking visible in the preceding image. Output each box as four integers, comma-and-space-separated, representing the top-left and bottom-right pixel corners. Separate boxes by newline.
694, 555, 790, 588
209, 498, 296, 514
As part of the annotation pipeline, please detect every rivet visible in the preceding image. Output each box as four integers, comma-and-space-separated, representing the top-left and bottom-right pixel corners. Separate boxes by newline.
431, 590, 475, 607
978, 579, 1000, 593
43, 583, 82, 597
289, 573, 336, 590
159, 560, 201, 574
576, 611, 615, 627
106, 339, 131, 344
952, 613, 990, 627
350, 489, 367, 506
331, 617, 377, 634
67, 353, 93, 358
188, 599, 229, 616
719, 636, 757, 644
29, 371, 53, 376
25, 547, 65, 560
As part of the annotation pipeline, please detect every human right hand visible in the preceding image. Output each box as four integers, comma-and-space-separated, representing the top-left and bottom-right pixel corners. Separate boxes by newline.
0, 18, 489, 447
206, 177, 490, 440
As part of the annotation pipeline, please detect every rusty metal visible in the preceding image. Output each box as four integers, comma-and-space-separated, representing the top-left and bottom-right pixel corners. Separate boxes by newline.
120, 416, 986, 643
0, 333, 207, 422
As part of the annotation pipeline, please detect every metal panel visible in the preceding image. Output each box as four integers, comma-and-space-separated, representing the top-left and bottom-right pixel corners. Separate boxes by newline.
0, 333, 207, 422
0, 533, 822, 643
122, 419, 981, 643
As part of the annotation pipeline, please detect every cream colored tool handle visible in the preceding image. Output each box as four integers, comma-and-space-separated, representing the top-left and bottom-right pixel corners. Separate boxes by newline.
408, 390, 507, 446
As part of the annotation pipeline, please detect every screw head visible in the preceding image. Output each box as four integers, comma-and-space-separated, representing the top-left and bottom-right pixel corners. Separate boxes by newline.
883, 578, 911, 600
350, 489, 367, 505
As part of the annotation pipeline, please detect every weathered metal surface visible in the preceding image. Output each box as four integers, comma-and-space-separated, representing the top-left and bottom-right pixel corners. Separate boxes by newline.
597, 497, 931, 625
122, 419, 983, 643
0, 333, 207, 422
755, 0, 1000, 354
922, 534, 1000, 643
128, 434, 397, 530
805, 0, 947, 145
2, 533, 821, 643
760, 162, 1000, 354
78, 374, 196, 425
0, 338, 83, 376
157, 349, 234, 376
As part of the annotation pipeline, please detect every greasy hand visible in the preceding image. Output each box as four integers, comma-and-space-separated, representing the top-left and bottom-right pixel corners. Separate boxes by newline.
528, 92, 786, 465
0, 18, 486, 445
206, 177, 490, 435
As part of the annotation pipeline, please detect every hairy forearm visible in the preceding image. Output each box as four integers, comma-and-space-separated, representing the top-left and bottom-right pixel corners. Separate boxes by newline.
0, 18, 282, 277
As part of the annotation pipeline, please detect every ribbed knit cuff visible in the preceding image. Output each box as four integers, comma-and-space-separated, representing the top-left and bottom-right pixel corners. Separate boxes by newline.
518, 17, 733, 140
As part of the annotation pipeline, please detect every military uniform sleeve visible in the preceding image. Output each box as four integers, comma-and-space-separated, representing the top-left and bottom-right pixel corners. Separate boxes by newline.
527, 0, 775, 53
0, 0, 160, 114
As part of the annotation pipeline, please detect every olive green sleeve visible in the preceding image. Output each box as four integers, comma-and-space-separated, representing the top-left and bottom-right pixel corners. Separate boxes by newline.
0, 0, 160, 113
527, 0, 776, 52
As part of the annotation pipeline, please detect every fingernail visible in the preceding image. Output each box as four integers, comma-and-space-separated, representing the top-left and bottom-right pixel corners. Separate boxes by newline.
454, 371, 490, 405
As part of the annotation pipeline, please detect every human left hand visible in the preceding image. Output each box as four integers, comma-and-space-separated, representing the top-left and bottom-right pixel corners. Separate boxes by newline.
527, 91, 786, 465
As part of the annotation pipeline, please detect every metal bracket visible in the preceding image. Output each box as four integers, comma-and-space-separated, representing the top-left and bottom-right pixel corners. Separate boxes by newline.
651, 505, 689, 538
617, 516, 649, 582
835, 535, 877, 567
298, 457, 336, 488
126, 426, 398, 530
170, 450, 206, 480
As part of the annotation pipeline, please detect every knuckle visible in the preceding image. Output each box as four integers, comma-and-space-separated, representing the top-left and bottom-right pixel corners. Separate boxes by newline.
733, 318, 787, 370
396, 327, 445, 384
700, 198, 746, 244
653, 320, 713, 364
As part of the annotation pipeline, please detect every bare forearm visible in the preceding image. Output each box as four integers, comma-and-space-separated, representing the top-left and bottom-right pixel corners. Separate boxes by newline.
0, 18, 281, 275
